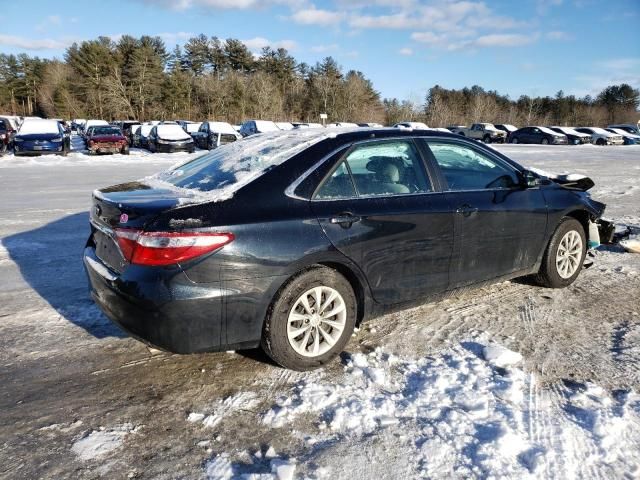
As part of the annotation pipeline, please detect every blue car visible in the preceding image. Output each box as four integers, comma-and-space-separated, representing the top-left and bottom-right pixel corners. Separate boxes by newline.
13, 119, 71, 156
605, 127, 640, 145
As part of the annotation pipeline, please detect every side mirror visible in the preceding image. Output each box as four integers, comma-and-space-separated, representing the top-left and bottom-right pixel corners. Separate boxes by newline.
522, 170, 541, 188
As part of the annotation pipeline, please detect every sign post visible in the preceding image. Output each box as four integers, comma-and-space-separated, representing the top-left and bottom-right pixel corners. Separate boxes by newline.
320, 113, 327, 127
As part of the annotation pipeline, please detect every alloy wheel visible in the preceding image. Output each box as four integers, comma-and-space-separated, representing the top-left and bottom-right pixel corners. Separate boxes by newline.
287, 286, 347, 357
556, 230, 583, 279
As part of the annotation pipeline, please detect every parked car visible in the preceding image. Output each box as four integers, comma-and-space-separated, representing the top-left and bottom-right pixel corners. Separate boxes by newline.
85, 128, 607, 370
393, 121, 430, 129
605, 127, 640, 145
449, 123, 507, 143
276, 122, 295, 130
607, 124, 640, 136
508, 126, 568, 144
183, 122, 203, 138
13, 119, 70, 156
192, 121, 240, 150
0, 116, 18, 154
147, 124, 195, 153
125, 123, 140, 145
292, 122, 324, 129
494, 124, 518, 134
87, 125, 129, 155
549, 126, 592, 145
114, 121, 140, 139
358, 122, 384, 128
239, 120, 280, 137
574, 127, 624, 146
71, 119, 86, 132
82, 120, 109, 137
131, 124, 154, 149
0, 115, 21, 132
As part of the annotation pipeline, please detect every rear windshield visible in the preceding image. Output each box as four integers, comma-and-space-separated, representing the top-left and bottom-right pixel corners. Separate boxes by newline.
145, 129, 334, 203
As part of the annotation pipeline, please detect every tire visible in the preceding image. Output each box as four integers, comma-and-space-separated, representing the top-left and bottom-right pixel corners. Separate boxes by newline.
534, 217, 586, 288
541, 138, 549, 145
483, 134, 491, 143
511, 137, 519, 144
596, 138, 605, 146
121, 147, 130, 155
261, 266, 356, 371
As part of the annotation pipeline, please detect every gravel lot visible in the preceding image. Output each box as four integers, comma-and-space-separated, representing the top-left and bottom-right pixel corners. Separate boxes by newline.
0, 142, 639, 479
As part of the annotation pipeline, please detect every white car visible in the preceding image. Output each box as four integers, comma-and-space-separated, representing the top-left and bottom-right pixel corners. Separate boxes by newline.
575, 127, 624, 146
549, 126, 592, 145
275, 122, 294, 130
606, 128, 640, 145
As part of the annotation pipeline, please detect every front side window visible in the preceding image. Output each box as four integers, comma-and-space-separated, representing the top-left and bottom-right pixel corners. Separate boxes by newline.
315, 140, 431, 199
427, 142, 519, 191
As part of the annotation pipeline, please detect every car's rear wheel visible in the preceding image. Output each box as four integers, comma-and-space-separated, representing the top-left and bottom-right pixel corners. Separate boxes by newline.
262, 266, 356, 370
511, 137, 519, 144
534, 217, 586, 288
483, 134, 491, 143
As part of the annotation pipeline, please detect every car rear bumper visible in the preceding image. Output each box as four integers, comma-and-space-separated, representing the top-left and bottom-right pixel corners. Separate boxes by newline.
83, 246, 283, 353
84, 247, 226, 353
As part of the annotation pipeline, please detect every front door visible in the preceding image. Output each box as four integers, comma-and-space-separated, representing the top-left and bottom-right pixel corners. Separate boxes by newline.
423, 139, 548, 287
311, 138, 454, 305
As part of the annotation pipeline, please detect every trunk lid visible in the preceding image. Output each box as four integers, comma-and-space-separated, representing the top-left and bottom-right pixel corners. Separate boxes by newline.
90, 181, 183, 272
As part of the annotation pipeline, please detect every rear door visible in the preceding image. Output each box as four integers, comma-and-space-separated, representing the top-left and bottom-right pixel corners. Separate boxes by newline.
311, 138, 453, 305
422, 139, 548, 287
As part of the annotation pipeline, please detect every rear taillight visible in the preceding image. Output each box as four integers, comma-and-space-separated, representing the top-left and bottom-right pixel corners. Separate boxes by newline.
114, 229, 234, 266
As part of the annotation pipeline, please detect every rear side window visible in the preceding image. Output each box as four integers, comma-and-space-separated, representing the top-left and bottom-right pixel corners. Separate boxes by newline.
427, 142, 519, 191
315, 140, 431, 199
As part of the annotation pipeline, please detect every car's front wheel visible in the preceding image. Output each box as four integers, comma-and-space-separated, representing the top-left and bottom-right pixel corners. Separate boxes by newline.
262, 266, 356, 370
534, 217, 586, 288
511, 137, 519, 144
541, 138, 549, 145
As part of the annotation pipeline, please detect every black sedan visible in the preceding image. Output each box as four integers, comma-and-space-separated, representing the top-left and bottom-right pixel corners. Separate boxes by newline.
85, 128, 606, 370
147, 124, 195, 153
549, 126, 592, 145
509, 126, 568, 145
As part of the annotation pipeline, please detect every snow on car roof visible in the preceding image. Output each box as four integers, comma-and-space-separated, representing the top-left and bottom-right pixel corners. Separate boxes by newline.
185, 122, 202, 133
254, 120, 280, 131
143, 129, 340, 205
537, 126, 562, 135
552, 126, 586, 136
17, 119, 60, 135
207, 122, 237, 135
140, 124, 154, 136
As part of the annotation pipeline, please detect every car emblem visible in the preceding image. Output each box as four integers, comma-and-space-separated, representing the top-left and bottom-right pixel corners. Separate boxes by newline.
120, 213, 129, 223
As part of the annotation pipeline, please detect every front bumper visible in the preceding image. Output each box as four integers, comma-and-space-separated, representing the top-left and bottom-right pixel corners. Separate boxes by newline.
155, 142, 194, 153
14, 142, 64, 155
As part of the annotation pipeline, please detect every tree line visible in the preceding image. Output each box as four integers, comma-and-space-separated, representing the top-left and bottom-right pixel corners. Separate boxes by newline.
0, 34, 637, 127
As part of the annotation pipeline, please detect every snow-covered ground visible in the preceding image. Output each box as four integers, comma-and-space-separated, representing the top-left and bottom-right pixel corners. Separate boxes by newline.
0, 143, 639, 479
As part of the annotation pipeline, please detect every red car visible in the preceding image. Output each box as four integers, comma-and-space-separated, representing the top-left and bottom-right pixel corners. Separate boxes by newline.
87, 125, 129, 155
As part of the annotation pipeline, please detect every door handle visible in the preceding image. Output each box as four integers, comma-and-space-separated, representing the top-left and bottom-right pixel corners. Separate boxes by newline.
330, 213, 361, 226
456, 204, 479, 217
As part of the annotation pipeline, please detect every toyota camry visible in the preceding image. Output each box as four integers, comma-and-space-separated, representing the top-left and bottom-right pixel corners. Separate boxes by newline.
84, 128, 607, 370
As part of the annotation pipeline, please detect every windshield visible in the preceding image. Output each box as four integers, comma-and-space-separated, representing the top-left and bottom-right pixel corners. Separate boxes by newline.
157, 125, 190, 138
538, 127, 560, 135
140, 125, 154, 136
93, 126, 122, 135
144, 129, 334, 204
555, 127, 582, 135
185, 123, 202, 133
18, 120, 60, 135
254, 121, 279, 132
589, 127, 609, 135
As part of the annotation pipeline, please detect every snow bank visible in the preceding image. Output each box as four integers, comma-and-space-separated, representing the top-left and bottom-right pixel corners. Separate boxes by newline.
257, 341, 640, 478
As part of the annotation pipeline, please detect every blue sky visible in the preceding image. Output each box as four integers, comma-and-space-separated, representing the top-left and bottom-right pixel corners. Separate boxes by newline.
0, 0, 638, 101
